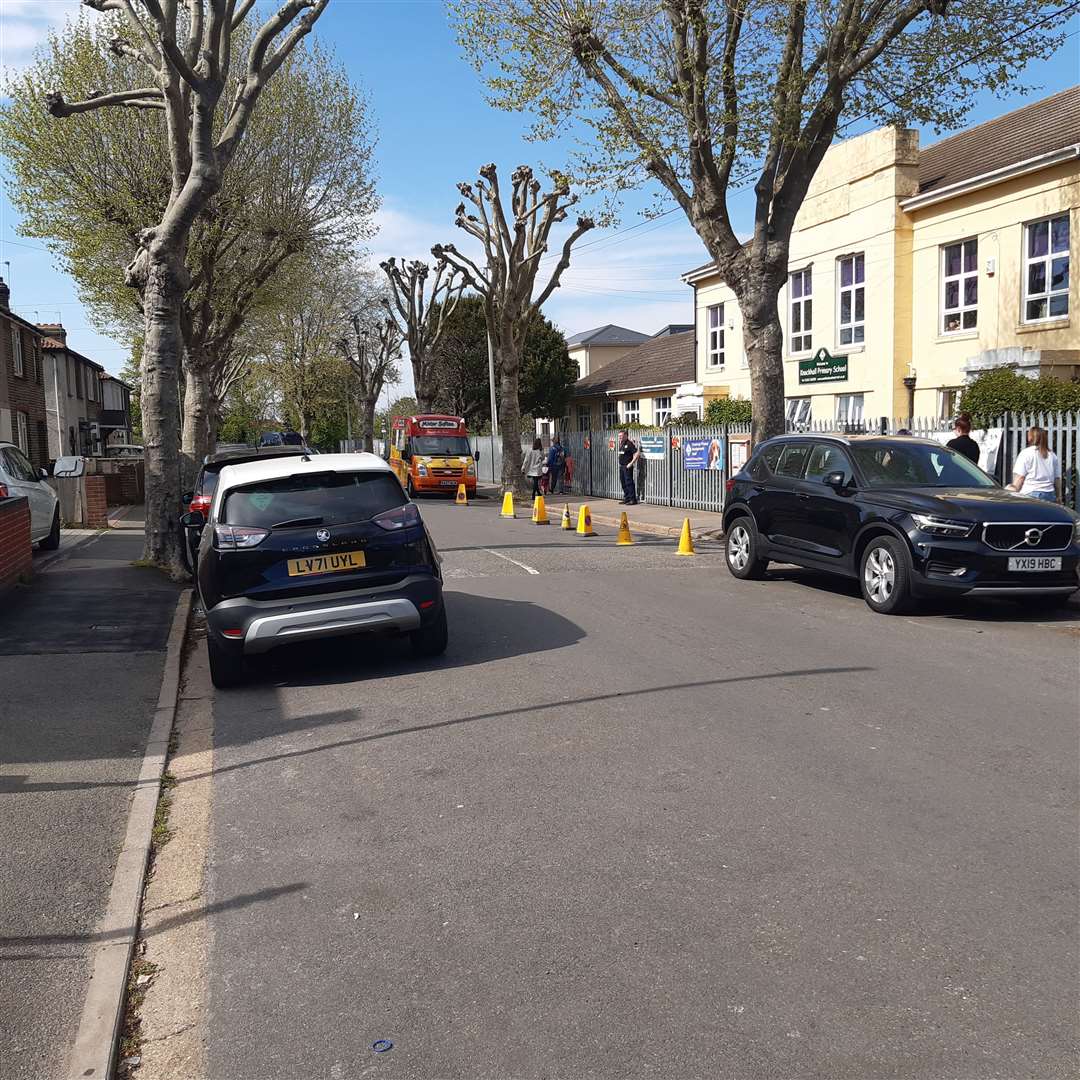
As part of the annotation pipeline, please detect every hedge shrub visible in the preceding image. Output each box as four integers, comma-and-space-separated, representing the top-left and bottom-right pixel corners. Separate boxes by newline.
703, 398, 753, 424
959, 369, 1080, 423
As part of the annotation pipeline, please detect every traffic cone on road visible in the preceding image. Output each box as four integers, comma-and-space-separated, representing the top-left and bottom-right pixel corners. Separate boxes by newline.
560, 505, 573, 530
676, 517, 695, 556
455, 483, 468, 506
576, 504, 595, 537
616, 512, 634, 546
500, 491, 516, 518
532, 495, 550, 524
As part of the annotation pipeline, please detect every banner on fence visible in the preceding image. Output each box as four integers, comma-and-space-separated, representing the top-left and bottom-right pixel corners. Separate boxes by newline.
638, 434, 666, 459
683, 436, 724, 471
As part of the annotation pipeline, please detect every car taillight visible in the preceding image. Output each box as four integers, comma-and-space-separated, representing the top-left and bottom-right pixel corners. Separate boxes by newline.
725, 477, 736, 495
373, 504, 421, 531
0, 483, 8, 498
190, 493, 212, 514
213, 524, 269, 549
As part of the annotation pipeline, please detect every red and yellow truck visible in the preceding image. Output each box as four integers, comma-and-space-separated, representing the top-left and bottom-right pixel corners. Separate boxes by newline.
389, 415, 477, 498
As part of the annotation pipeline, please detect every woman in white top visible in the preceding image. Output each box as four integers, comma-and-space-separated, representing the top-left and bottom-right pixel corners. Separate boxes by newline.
521, 437, 546, 499
1008, 425, 1061, 502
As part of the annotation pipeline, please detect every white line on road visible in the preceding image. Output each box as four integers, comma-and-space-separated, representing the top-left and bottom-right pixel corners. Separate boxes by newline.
482, 548, 540, 575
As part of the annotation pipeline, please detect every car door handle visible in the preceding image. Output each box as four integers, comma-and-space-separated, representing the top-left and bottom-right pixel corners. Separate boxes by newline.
752, 484, 767, 492
797, 492, 810, 500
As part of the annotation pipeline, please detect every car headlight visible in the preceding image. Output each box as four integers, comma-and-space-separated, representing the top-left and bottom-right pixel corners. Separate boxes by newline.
466, 462, 476, 476
417, 465, 428, 477
1073, 518, 1080, 544
911, 513, 975, 537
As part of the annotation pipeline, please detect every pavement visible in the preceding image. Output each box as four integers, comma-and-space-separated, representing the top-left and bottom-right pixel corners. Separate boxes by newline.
0, 524, 181, 1080
171, 497, 1080, 1079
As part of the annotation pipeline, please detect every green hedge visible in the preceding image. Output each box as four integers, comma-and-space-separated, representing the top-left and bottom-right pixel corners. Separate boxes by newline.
703, 398, 753, 424
959, 369, 1080, 424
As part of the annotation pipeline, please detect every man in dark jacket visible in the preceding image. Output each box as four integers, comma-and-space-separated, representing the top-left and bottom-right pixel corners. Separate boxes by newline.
546, 436, 566, 495
947, 414, 980, 466
618, 430, 639, 504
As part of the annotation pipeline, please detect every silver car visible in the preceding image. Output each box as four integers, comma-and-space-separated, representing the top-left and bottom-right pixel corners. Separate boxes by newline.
0, 441, 60, 548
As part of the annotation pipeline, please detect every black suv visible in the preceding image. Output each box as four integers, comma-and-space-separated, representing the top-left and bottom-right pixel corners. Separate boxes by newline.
724, 435, 1080, 614
182, 453, 446, 687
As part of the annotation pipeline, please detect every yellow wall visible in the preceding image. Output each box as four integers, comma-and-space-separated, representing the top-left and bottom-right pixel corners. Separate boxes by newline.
687, 124, 1080, 423
569, 388, 679, 429
569, 343, 640, 379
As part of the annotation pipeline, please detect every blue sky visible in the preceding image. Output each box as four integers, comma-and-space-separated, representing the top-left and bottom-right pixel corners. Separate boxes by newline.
1, 0, 1078, 384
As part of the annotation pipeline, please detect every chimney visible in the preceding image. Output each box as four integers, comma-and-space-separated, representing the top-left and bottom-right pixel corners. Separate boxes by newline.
36, 321, 66, 345
0, 278, 9, 312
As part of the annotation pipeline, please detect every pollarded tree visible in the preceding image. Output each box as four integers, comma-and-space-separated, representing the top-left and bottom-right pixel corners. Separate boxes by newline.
379, 257, 468, 412
432, 163, 593, 491
339, 315, 403, 452
452, 0, 1070, 443
44, 0, 331, 576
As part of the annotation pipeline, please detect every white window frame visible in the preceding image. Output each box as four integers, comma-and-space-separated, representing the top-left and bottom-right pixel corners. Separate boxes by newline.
836, 253, 865, 347
11, 326, 23, 378
576, 405, 591, 432
938, 387, 962, 420
788, 267, 813, 354
835, 393, 864, 426
653, 396, 672, 427
940, 238, 978, 334
706, 304, 725, 369
15, 411, 29, 455
601, 400, 617, 429
785, 397, 812, 428
621, 398, 640, 425
1023, 213, 1070, 323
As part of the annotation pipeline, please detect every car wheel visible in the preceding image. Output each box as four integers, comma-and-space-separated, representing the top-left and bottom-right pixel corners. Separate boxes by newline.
859, 536, 912, 615
38, 507, 61, 551
406, 476, 416, 499
207, 634, 245, 688
410, 604, 448, 658
725, 516, 767, 580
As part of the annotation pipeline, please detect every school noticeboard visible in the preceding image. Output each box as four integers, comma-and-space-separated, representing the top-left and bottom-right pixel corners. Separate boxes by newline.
683, 436, 724, 471
798, 348, 848, 384
638, 435, 666, 459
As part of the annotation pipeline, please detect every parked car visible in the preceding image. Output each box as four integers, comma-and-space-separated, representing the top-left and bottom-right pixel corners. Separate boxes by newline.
723, 434, 1080, 614
0, 442, 60, 549
258, 431, 284, 448
183, 452, 447, 687
181, 446, 309, 573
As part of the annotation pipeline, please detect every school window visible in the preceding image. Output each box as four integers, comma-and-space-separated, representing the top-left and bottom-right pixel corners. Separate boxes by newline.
1024, 213, 1070, 322
602, 400, 617, 429
938, 387, 962, 419
576, 405, 591, 432
941, 238, 978, 333
706, 304, 725, 368
785, 397, 811, 428
835, 393, 864, 426
621, 399, 640, 424
15, 411, 29, 455
789, 267, 812, 353
837, 253, 865, 346
11, 326, 23, 377
654, 396, 671, 426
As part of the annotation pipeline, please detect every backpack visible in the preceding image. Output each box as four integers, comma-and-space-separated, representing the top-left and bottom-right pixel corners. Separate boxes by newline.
553, 445, 566, 468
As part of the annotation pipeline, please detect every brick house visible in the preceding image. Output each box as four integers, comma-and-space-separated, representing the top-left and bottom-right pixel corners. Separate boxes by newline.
0, 279, 49, 470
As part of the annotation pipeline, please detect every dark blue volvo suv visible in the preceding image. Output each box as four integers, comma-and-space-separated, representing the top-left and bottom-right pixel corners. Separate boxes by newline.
723, 435, 1080, 614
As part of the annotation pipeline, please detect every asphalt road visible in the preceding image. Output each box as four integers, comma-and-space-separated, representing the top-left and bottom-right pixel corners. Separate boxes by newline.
0, 531, 180, 1080
202, 499, 1079, 1079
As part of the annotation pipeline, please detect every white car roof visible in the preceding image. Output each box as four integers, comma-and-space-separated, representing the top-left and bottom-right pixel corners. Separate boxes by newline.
213, 452, 393, 509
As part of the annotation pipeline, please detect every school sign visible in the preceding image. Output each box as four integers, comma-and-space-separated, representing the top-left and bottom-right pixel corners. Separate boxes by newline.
798, 348, 848, 385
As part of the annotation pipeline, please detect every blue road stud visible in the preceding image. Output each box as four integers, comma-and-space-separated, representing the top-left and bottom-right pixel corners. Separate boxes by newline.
372, 1040, 394, 1053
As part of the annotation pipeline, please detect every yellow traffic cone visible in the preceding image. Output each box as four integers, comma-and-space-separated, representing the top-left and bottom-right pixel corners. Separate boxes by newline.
500, 490, 516, 518
455, 483, 468, 506
676, 517, 695, 556
616, 512, 634, 545
560, 505, 573, 530
532, 494, 549, 524
576, 504, 595, 537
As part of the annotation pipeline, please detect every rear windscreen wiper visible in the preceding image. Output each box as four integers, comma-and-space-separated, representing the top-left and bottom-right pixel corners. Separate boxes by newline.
271, 516, 324, 528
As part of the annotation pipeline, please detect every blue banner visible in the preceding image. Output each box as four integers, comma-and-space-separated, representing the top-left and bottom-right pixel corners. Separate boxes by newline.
683, 436, 724, 471
638, 435, 665, 459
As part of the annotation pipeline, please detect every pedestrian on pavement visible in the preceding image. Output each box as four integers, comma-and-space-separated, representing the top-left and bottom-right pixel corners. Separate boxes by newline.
947, 414, 980, 465
618, 430, 639, 505
1008, 425, 1061, 502
522, 437, 546, 499
547, 436, 567, 497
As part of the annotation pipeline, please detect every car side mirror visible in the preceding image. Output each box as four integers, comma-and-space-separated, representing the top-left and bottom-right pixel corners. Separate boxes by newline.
824, 470, 849, 493
39, 466, 49, 480
181, 510, 205, 528
182, 491, 193, 505
473, 450, 480, 461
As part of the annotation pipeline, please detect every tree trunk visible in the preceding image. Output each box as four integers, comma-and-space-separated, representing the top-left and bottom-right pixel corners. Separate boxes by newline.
140, 247, 187, 578
412, 351, 434, 412
357, 395, 376, 452
738, 273, 788, 445
497, 343, 525, 493
181, 360, 213, 489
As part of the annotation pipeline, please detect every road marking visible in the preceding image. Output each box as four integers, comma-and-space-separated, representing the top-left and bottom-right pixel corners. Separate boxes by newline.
482, 548, 540, 575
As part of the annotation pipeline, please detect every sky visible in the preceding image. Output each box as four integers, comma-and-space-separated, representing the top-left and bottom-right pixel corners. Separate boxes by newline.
0, 0, 1078, 392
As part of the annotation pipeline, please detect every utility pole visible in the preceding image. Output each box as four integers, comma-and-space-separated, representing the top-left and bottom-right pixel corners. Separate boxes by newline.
486, 331, 499, 437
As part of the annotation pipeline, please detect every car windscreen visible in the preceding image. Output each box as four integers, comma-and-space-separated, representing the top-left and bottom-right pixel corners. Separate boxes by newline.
410, 436, 471, 456
850, 443, 996, 488
223, 472, 406, 528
